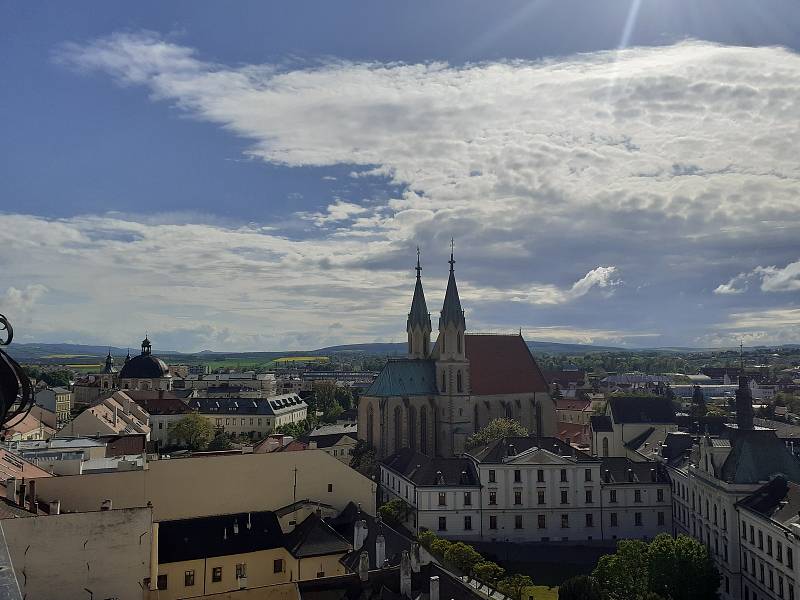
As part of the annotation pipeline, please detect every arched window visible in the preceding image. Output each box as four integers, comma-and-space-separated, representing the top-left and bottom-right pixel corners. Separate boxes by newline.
393, 406, 402, 451
442, 334, 446, 353
424, 338, 429, 356
473, 404, 479, 433
441, 370, 446, 393
457, 332, 462, 354
457, 370, 463, 393
420, 407, 428, 455
505, 404, 513, 419
602, 437, 609, 457
367, 404, 374, 446
409, 406, 417, 451
722, 509, 727, 530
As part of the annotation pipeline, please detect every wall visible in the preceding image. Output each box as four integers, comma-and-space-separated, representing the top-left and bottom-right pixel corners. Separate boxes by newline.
34, 450, 376, 522
2, 507, 152, 600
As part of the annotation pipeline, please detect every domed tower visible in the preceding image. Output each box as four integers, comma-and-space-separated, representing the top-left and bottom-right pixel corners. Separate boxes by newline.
118, 335, 172, 391
407, 248, 432, 359
99, 349, 118, 390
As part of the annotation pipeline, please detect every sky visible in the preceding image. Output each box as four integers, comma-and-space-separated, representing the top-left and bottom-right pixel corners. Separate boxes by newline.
2, 0, 800, 352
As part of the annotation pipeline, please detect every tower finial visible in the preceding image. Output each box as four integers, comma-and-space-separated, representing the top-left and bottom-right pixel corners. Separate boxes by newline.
740, 340, 744, 370
449, 238, 455, 273
415, 246, 422, 279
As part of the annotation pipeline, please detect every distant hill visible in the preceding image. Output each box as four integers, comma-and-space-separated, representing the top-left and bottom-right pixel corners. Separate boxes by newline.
313, 340, 626, 355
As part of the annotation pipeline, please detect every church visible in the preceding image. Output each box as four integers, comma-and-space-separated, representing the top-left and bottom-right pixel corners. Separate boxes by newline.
358, 249, 557, 458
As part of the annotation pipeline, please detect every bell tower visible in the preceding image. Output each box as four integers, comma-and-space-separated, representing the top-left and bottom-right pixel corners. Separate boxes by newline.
407, 248, 432, 359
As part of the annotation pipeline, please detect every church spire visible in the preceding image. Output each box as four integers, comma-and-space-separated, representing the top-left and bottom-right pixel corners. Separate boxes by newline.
103, 349, 115, 374
407, 247, 431, 358
439, 238, 465, 330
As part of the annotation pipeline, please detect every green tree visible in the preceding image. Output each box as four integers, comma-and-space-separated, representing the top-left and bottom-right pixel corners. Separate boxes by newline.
429, 537, 453, 558
472, 561, 505, 586
349, 440, 378, 477
417, 529, 436, 549
497, 574, 535, 600
171, 413, 214, 451
378, 498, 410, 525
443, 542, 482, 573
593, 539, 650, 600
208, 430, 233, 451
335, 387, 353, 411
558, 575, 602, 600
465, 418, 529, 450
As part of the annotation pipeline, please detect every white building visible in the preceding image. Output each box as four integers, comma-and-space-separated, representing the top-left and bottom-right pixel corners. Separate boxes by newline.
57, 394, 150, 439
174, 372, 277, 397
590, 395, 677, 460
187, 394, 307, 439
380, 436, 671, 544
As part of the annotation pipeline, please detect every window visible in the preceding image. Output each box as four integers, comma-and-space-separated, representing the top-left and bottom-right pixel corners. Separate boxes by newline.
537, 469, 544, 482
457, 371, 463, 393
538, 514, 546, 529
585, 489, 593, 504
750, 525, 755, 544
788, 547, 793, 568
317, 571, 325, 578
537, 490, 545, 505
635, 512, 643, 526
610, 512, 618, 527
658, 512, 665, 526
274, 559, 284, 573
760, 563, 765, 583
770, 569, 774, 590
328, 483, 333, 492
585, 513, 594, 528
158, 422, 163, 430
212, 567, 222, 582
438, 517, 447, 531
514, 469, 521, 483
489, 470, 496, 483
560, 490, 568, 504
185, 570, 195, 587
514, 490, 522, 505
157, 575, 168, 590
515, 515, 523, 529
490, 516, 497, 530
236, 563, 247, 579
560, 469, 567, 482
759, 530, 764, 549
241, 418, 245, 426
441, 370, 446, 392
464, 516, 472, 530
439, 492, 447, 506
657, 489, 664, 502
561, 514, 569, 528
489, 491, 497, 505
768, 536, 773, 556
585, 469, 592, 482
778, 542, 783, 562
634, 490, 642, 503
457, 332, 462, 354
610, 490, 617, 503
602, 437, 609, 457
464, 491, 472, 506
780, 576, 785, 598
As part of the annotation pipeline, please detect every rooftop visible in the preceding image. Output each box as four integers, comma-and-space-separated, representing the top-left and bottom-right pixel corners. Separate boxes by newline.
381, 448, 480, 487
466, 436, 595, 464
608, 395, 676, 424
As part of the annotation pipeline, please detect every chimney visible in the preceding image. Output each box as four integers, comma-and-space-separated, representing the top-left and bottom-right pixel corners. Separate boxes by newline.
430, 576, 440, 600
5, 479, 17, 504
603, 470, 610, 483
354, 519, 367, 550
375, 533, 386, 568
358, 551, 370, 582
114, 405, 118, 427
28, 480, 37, 514
18, 480, 26, 509
650, 468, 656, 482
627, 469, 634, 483
507, 444, 516, 456
158, 389, 164, 400
101, 499, 113, 511
410, 542, 421, 573
49, 500, 61, 515
566, 437, 571, 446
400, 550, 412, 598
736, 374, 754, 430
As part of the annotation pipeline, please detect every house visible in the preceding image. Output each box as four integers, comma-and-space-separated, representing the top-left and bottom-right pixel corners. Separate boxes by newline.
590, 395, 677, 459
57, 394, 150, 439
3, 412, 55, 442
34, 386, 72, 424
187, 394, 307, 439
122, 390, 196, 446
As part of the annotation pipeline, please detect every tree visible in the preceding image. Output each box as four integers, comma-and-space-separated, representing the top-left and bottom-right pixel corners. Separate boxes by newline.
593, 539, 650, 600
443, 542, 482, 573
497, 574, 535, 600
378, 498, 410, 526
465, 418, 529, 450
472, 561, 505, 586
276, 419, 310, 438
349, 439, 378, 477
171, 413, 214, 451
208, 430, 233, 451
558, 575, 602, 600
417, 529, 436, 549
692, 385, 707, 418
429, 537, 453, 558
335, 387, 353, 411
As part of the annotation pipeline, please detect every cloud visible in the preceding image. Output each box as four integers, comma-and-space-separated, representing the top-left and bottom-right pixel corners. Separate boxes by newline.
2, 285, 48, 315
32, 33, 800, 347
715, 258, 800, 294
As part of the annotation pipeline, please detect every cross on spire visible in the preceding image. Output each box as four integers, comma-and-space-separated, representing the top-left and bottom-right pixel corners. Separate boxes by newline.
415, 246, 422, 279
449, 238, 455, 273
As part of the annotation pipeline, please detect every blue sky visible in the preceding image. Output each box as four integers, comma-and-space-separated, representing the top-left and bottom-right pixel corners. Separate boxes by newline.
2, 0, 800, 351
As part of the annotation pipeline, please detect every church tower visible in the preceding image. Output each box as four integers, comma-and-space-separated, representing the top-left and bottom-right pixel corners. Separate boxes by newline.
434, 241, 471, 455
407, 248, 432, 359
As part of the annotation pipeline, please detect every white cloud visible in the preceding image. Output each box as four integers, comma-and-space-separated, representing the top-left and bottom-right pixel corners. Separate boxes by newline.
2, 284, 48, 315
300, 200, 369, 226
715, 259, 800, 294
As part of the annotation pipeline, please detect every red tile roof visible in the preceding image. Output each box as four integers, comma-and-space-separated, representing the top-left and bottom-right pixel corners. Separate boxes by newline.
464, 334, 549, 395
556, 398, 591, 411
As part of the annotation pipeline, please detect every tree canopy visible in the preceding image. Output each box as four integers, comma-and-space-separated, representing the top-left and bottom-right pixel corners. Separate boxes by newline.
465, 418, 528, 450
558, 575, 602, 600
171, 413, 214, 451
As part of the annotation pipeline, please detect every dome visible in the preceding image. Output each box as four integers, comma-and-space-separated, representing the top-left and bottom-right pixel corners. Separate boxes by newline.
119, 353, 171, 379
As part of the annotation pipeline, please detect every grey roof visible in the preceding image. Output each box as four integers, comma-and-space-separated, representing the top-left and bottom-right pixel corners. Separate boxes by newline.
738, 476, 800, 527
600, 457, 669, 484
187, 394, 306, 416
719, 428, 800, 484
439, 259, 465, 330
466, 436, 595, 464
590, 415, 613, 432
608, 396, 676, 424
364, 359, 437, 397
284, 512, 351, 558
381, 448, 480, 486
119, 352, 170, 379
330, 502, 413, 571
407, 262, 431, 332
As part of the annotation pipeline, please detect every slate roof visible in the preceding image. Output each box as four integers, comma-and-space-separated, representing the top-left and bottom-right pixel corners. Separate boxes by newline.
407, 262, 431, 332
590, 415, 613, 432
299, 433, 357, 449
557, 398, 591, 411
133, 397, 194, 416
467, 436, 595, 463
364, 359, 438, 397
600, 457, 669, 484
331, 502, 413, 571
439, 261, 465, 330
738, 476, 800, 526
464, 334, 549, 395
719, 428, 800, 484
608, 396, 676, 424
119, 353, 171, 379
158, 511, 285, 563
284, 512, 351, 558
187, 394, 306, 416
381, 448, 480, 486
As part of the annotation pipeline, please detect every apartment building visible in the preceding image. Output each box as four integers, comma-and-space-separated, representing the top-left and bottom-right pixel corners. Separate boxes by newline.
187, 394, 307, 439
56, 394, 150, 439
380, 436, 671, 543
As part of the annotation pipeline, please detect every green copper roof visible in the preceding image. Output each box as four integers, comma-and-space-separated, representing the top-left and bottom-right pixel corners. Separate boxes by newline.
720, 428, 800, 484
364, 359, 437, 397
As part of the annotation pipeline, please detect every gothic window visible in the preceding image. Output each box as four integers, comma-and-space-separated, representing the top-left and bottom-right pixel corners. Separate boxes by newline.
457, 332, 462, 354
473, 404, 479, 433
424, 338, 429, 356
420, 407, 428, 455
441, 370, 446, 392
367, 404, 374, 446
393, 406, 402, 451
505, 403, 513, 419
457, 370, 463, 393
409, 406, 417, 451
602, 437, 609, 457
442, 335, 446, 353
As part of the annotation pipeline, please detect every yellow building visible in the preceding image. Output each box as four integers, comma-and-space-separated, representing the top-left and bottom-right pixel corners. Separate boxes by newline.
150, 511, 350, 599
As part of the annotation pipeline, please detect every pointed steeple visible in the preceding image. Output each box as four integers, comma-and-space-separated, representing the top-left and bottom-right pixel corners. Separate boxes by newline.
439, 239, 465, 330
407, 248, 432, 358
736, 372, 754, 430
125, 348, 131, 364
103, 349, 115, 374
141, 335, 152, 356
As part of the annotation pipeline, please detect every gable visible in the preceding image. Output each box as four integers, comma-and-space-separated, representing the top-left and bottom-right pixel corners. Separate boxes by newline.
465, 334, 549, 395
